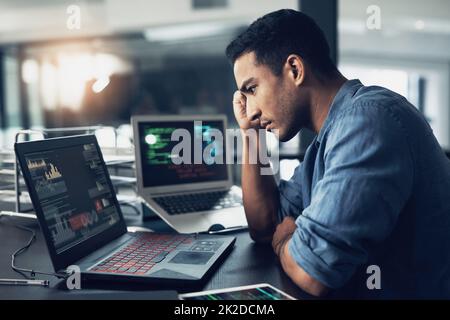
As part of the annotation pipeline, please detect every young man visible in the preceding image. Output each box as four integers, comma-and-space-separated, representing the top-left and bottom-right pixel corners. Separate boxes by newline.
226, 9, 450, 298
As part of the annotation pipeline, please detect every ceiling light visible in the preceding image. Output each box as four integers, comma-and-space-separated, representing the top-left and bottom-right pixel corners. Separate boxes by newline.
144, 22, 229, 42
92, 77, 110, 93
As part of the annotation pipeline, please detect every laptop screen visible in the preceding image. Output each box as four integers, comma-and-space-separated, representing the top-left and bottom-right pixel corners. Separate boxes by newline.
24, 142, 122, 254
137, 120, 228, 188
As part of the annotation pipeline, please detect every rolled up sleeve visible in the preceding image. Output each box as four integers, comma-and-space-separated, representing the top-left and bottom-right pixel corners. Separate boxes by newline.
278, 164, 304, 223
288, 104, 414, 289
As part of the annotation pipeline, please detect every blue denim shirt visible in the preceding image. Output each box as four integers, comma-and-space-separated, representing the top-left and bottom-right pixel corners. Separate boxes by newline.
279, 79, 450, 298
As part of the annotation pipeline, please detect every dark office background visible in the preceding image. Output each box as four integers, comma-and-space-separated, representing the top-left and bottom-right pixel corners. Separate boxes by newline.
1, 0, 450, 173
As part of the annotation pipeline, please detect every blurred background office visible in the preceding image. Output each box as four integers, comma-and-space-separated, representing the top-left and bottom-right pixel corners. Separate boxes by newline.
0, 0, 449, 183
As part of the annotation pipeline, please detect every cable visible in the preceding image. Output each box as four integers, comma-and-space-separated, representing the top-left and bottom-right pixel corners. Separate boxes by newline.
0, 216, 69, 280
11, 223, 69, 279
2, 202, 140, 281
1, 202, 139, 281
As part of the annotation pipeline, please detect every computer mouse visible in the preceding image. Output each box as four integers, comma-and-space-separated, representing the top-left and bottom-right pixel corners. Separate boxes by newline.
208, 223, 225, 232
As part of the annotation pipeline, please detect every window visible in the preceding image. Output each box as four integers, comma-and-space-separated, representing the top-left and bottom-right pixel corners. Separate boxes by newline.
339, 0, 450, 149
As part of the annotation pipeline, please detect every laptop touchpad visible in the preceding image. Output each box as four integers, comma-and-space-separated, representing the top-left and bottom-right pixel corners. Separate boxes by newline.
169, 251, 214, 265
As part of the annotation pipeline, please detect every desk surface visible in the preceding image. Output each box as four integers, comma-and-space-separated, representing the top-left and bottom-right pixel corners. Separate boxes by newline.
0, 215, 313, 300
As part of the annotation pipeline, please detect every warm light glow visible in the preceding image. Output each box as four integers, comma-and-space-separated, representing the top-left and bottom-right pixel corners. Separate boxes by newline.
57, 53, 93, 110
35, 52, 130, 111
41, 62, 58, 110
92, 76, 110, 93
22, 59, 39, 84
93, 53, 122, 78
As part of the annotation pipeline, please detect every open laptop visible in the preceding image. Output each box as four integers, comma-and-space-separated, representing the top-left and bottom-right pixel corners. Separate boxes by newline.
131, 115, 248, 234
15, 135, 235, 285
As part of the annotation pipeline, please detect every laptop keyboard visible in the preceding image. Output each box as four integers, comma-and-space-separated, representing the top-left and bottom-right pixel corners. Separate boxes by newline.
153, 190, 242, 215
90, 233, 194, 275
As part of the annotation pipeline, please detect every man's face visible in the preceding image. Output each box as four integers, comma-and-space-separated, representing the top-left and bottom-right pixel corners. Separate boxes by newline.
233, 51, 309, 142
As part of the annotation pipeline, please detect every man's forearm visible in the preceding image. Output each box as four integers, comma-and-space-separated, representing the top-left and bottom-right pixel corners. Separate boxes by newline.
279, 239, 329, 297
241, 131, 278, 242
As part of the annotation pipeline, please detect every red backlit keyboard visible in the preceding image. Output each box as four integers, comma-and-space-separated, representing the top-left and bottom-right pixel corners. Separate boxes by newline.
90, 233, 194, 275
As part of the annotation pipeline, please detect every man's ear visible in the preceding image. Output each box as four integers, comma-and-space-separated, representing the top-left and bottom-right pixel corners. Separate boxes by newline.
284, 54, 305, 86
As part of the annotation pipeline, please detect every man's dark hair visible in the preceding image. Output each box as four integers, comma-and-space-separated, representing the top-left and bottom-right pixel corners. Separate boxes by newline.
226, 9, 337, 78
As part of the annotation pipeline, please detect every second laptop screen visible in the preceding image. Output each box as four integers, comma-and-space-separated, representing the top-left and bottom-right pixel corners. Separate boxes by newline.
138, 120, 228, 187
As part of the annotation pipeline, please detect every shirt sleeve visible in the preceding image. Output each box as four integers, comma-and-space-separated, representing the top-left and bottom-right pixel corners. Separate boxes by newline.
278, 163, 304, 223
288, 104, 414, 289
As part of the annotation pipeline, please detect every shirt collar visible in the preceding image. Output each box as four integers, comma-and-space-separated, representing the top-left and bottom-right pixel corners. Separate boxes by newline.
316, 79, 363, 144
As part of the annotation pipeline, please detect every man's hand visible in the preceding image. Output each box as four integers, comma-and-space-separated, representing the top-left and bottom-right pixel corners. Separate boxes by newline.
272, 216, 297, 257
233, 90, 279, 243
233, 90, 260, 130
